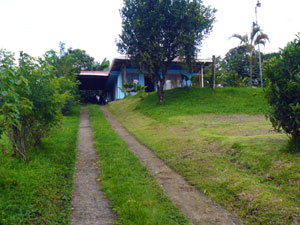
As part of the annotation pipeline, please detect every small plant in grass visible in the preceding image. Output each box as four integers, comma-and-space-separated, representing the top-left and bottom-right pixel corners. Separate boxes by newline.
136, 84, 148, 100
265, 35, 300, 152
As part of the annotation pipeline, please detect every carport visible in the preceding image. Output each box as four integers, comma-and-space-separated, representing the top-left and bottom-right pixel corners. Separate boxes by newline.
78, 71, 109, 90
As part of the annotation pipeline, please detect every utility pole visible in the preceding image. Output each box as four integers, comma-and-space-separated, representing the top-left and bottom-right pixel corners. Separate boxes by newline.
255, 0, 263, 88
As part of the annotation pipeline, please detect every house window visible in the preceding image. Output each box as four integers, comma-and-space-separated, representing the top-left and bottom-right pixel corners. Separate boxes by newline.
165, 74, 181, 89
123, 73, 139, 90
123, 73, 139, 85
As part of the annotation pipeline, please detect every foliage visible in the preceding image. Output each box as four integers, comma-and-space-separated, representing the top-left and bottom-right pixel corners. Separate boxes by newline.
191, 74, 199, 87
136, 84, 149, 100
223, 71, 248, 87
87, 104, 191, 224
44, 49, 79, 114
118, 0, 216, 103
0, 105, 80, 224
262, 52, 280, 61
0, 50, 73, 160
202, 56, 225, 86
265, 35, 300, 151
181, 74, 190, 87
120, 83, 148, 99
0, 50, 31, 141
124, 82, 134, 95
223, 46, 249, 80
230, 22, 269, 86
65, 47, 110, 72
95, 58, 110, 71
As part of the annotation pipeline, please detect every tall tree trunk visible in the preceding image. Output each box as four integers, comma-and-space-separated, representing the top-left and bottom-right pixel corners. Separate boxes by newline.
157, 72, 165, 104
10, 126, 27, 160
157, 83, 164, 104
249, 52, 253, 87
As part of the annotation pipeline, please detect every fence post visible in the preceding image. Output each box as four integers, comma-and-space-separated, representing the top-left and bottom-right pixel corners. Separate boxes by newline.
212, 55, 216, 89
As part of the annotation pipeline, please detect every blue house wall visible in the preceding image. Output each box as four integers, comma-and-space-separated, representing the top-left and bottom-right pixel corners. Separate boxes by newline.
105, 57, 207, 101
106, 66, 198, 101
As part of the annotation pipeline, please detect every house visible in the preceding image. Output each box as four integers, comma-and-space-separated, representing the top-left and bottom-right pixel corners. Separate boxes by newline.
79, 56, 212, 101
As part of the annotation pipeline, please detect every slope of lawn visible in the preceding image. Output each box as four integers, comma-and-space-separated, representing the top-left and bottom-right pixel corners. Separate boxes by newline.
108, 87, 300, 225
0, 106, 81, 225
135, 87, 268, 121
87, 104, 191, 225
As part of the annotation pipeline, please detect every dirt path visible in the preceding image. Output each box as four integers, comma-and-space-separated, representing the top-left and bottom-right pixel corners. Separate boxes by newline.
70, 106, 116, 225
102, 106, 241, 225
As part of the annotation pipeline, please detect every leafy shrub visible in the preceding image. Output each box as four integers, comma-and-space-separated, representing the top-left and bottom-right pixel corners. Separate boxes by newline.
44, 50, 79, 115
224, 71, 248, 87
265, 35, 300, 151
0, 50, 70, 159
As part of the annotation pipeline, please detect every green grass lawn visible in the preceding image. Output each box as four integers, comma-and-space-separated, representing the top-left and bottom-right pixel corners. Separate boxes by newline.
87, 104, 191, 225
135, 87, 268, 121
108, 87, 300, 225
0, 106, 81, 225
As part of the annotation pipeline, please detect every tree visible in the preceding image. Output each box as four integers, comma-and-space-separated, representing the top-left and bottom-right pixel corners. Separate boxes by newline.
230, 22, 269, 86
265, 35, 300, 151
65, 48, 110, 72
223, 46, 249, 80
118, 0, 215, 103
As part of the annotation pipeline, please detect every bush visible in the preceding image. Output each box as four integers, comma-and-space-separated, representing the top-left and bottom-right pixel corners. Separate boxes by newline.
44, 50, 79, 115
224, 71, 248, 87
265, 35, 300, 151
0, 50, 69, 159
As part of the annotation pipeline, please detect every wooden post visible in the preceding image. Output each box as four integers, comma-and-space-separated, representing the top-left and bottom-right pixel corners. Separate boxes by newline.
124, 63, 127, 84
212, 55, 216, 89
198, 69, 201, 87
201, 64, 204, 88
124, 63, 127, 96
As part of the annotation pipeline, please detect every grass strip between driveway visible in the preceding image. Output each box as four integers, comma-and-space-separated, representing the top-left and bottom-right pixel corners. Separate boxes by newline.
0, 105, 81, 224
87, 104, 190, 225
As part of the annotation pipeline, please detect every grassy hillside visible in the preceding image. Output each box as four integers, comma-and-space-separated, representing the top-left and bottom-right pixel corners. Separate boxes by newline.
109, 87, 300, 225
135, 87, 268, 121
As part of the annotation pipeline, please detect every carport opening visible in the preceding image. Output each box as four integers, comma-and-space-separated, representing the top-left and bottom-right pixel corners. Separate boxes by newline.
78, 71, 109, 104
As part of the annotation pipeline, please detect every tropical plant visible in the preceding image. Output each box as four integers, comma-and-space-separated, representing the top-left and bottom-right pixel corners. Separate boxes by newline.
265, 35, 300, 151
230, 22, 269, 86
118, 0, 216, 104
95, 58, 110, 71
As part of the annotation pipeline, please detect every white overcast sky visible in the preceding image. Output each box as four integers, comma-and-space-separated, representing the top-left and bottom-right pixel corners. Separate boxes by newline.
0, 0, 299, 63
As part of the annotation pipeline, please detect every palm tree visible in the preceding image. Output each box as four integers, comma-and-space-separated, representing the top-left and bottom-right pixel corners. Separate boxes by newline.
230, 22, 269, 86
